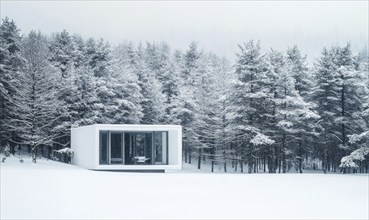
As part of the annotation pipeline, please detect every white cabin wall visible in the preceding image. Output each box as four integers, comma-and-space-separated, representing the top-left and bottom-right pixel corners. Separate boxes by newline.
71, 125, 96, 169
168, 129, 178, 165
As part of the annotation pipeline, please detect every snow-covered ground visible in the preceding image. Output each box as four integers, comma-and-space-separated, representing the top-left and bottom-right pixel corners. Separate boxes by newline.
1, 155, 368, 219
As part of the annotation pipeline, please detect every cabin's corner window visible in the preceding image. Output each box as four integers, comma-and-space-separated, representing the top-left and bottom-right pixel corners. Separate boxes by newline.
154, 131, 168, 164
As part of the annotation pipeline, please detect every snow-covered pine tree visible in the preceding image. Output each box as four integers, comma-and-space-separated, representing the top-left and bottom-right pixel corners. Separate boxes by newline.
286, 46, 319, 173
170, 85, 199, 164
72, 64, 100, 126
312, 44, 367, 172
133, 44, 165, 124
107, 42, 143, 124
71, 35, 86, 69
192, 53, 218, 169
312, 47, 343, 173
335, 43, 367, 159
227, 40, 275, 173
267, 49, 319, 173
67, 35, 102, 127
9, 31, 65, 162
77, 38, 111, 125
171, 41, 203, 163
48, 30, 79, 149
0, 17, 27, 153
182, 41, 201, 84
339, 46, 369, 173
87, 38, 111, 78
104, 69, 142, 125
48, 30, 74, 78
195, 53, 233, 171
166, 50, 184, 124
160, 60, 180, 123
209, 57, 235, 172
144, 42, 180, 123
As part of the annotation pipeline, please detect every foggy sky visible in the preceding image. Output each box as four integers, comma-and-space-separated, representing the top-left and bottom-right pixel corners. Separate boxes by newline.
1, 1, 368, 63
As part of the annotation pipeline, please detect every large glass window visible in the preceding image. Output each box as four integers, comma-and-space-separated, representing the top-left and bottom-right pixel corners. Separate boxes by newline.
135, 133, 145, 156
145, 133, 152, 163
124, 133, 132, 164
110, 132, 123, 164
99, 131, 108, 164
154, 131, 167, 164
129, 132, 153, 164
154, 132, 162, 163
99, 130, 168, 165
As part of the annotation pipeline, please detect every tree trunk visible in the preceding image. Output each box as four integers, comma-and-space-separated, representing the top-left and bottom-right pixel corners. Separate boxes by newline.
254, 159, 257, 173
298, 158, 303, 173
211, 160, 214, 172
248, 161, 253, 173
240, 160, 243, 173
268, 150, 274, 173
188, 147, 191, 164
197, 148, 201, 169
47, 146, 52, 159
274, 147, 279, 173
184, 144, 188, 163
31, 145, 37, 163
41, 145, 44, 157
224, 162, 227, 173
282, 151, 287, 173
322, 148, 327, 174
10, 144, 15, 156
259, 158, 262, 171
298, 141, 303, 173
282, 132, 287, 173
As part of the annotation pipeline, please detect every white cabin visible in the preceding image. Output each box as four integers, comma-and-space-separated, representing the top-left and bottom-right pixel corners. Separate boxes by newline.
71, 124, 182, 172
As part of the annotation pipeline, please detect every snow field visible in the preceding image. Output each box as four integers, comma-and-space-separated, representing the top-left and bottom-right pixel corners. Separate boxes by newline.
1, 156, 368, 219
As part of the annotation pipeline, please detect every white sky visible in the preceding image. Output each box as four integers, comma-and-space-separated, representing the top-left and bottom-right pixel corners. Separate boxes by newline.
1, 1, 368, 63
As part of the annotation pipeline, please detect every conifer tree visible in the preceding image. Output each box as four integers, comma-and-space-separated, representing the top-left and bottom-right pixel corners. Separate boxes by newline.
9, 31, 66, 162
0, 17, 27, 151
227, 41, 275, 173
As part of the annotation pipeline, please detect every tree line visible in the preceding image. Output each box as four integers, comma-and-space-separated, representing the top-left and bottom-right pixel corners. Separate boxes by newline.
1, 18, 368, 172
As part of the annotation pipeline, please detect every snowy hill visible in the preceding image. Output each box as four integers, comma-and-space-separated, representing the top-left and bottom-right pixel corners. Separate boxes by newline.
1, 155, 368, 219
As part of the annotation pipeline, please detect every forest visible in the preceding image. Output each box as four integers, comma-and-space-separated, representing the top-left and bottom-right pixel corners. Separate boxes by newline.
1, 17, 368, 173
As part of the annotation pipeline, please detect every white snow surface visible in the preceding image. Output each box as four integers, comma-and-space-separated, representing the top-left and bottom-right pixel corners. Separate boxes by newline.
1, 156, 368, 219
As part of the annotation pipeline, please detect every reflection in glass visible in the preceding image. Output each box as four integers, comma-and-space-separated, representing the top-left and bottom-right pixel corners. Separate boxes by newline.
135, 133, 145, 156
154, 131, 167, 164
146, 133, 152, 164
154, 132, 163, 163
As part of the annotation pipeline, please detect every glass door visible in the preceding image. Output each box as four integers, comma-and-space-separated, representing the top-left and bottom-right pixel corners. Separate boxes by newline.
123, 132, 153, 165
